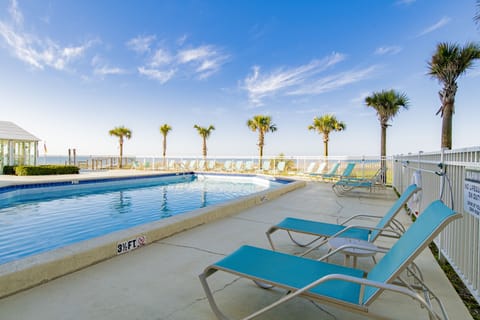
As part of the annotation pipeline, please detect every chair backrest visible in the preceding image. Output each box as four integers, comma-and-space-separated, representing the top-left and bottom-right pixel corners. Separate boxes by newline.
198, 160, 205, 170
277, 161, 286, 172
369, 184, 420, 241
245, 161, 253, 170
235, 161, 243, 171
262, 160, 271, 170
316, 162, 327, 174
305, 162, 316, 173
326, 162, 340, 175
363, 200, 461, 305
208, 160, 216, 170
168, 160, 176, 169
224, 160, 232, 169
341, 163, 355, 177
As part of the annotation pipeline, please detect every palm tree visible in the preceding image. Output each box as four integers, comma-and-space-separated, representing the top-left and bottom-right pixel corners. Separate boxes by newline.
308, 114, 346, 157
193, 125, 215, 166
365, 90, 409, 182
247, 115, 277, 169
159, 124, 172, 167
427, 42, 480, 149
108, 126, 132, 168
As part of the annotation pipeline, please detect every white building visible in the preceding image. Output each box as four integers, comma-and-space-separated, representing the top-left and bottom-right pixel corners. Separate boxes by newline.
0, 121, 40, 170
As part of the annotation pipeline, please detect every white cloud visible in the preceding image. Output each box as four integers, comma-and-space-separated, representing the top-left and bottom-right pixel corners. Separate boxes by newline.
417, 17, 451, 37
0, 0, 95, 71
138, 66, 176, 83
176, 45, 229, 79
128, 36, 229, 83
288, 66, 378, 96
149, 48, 173, 67
8, 0, 23, 26
126, 35, 156, 53
374, 46, 402, 55
176, 34, 188, 46
94, 66, 126, 76
243, 53, 346, 105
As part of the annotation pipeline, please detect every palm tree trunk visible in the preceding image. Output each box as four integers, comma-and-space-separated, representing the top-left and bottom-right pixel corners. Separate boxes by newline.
441, 102, 453, 149
380, 124, 387, 184
258, 132, 264, 169
202, 136, 207, 160
323, 133, 329, 157
119, 139, 123, 169
163, 135, 167, 167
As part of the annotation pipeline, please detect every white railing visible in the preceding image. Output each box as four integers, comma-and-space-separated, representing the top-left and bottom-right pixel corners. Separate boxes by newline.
393, 147, 480, 304
132, 154, 390, 179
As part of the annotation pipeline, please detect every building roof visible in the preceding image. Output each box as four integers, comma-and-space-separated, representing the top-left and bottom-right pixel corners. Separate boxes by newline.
0, 121, 40, 141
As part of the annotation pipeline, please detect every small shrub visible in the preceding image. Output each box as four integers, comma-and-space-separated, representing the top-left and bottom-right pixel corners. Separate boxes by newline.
14, 165, 80, 176
2, 166, 16, 175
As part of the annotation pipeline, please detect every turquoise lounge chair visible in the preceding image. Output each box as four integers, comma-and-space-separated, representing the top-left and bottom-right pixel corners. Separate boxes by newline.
311, 162, 340, 179
338, 162, 356, 178
266, 184, 420, 255
332, 167, 386, 196
199, 200, 461, 320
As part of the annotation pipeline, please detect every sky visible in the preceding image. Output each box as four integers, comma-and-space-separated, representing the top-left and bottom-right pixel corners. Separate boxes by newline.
0, 0, 479, 158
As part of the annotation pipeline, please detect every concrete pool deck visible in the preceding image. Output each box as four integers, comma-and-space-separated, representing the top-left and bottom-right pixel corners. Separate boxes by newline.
0, 171, 473, 320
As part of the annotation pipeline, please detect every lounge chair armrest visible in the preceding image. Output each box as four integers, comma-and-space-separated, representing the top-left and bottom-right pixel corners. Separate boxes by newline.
338, 214, 384, 225
333, 224, 402, 239
318, 243, 389, 262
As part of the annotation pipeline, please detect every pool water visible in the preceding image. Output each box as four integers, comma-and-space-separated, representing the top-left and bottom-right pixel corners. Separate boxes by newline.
0, 174, 281, 265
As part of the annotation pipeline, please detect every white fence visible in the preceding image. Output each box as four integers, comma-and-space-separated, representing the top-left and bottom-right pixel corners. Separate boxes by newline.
393, 147, 480, 304
132, 154, 388, 178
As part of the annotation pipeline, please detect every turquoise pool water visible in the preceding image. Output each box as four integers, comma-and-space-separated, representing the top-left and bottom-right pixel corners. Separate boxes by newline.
0, 174, 285, 265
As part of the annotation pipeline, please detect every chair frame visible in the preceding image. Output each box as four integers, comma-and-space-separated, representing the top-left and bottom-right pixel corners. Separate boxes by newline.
267, 184, 420, 255
199, 200, 461, 320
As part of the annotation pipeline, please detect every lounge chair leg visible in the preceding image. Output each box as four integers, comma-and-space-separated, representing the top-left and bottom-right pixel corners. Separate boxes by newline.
199, 269, 231, 320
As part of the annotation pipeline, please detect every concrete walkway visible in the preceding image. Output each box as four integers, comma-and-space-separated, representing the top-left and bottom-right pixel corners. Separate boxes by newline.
0, 176, 472, 319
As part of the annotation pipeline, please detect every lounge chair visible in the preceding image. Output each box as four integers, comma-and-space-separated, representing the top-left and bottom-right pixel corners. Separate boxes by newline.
207, 160, 216, 171
223, 160, 232, 171
332, 167, 386, 196
308, 162, 326, 177
266, 184, 420, 255
303, 162, 316, 175
198, 160, 206, 170
311, 162, 340, 179
261, 160, 271, 172
167, 160, 176, 170
199, 200, 461, 320
235, 160, 244, 172
188, 160, 197, 171
244, 161, 254, 172
338, 162, 356, 178
275, 161, 286, 174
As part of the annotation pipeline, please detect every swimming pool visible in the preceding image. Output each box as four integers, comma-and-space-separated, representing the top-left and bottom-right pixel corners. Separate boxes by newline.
0, 172, 304, 298
0, 173, 287, 265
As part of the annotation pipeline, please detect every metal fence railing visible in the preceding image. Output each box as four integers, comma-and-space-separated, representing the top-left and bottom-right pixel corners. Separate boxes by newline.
393, 147, 480, 304
130, 155, 391, 180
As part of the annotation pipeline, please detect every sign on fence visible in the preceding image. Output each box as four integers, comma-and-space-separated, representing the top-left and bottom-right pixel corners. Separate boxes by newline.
464, 168, 480, 217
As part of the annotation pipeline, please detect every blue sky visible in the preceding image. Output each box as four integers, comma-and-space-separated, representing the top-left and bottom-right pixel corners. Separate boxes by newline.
0, 0, 479, 158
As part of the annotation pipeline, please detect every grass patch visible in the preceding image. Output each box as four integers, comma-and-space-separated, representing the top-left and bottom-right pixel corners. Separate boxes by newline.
429, 243, 480, 320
